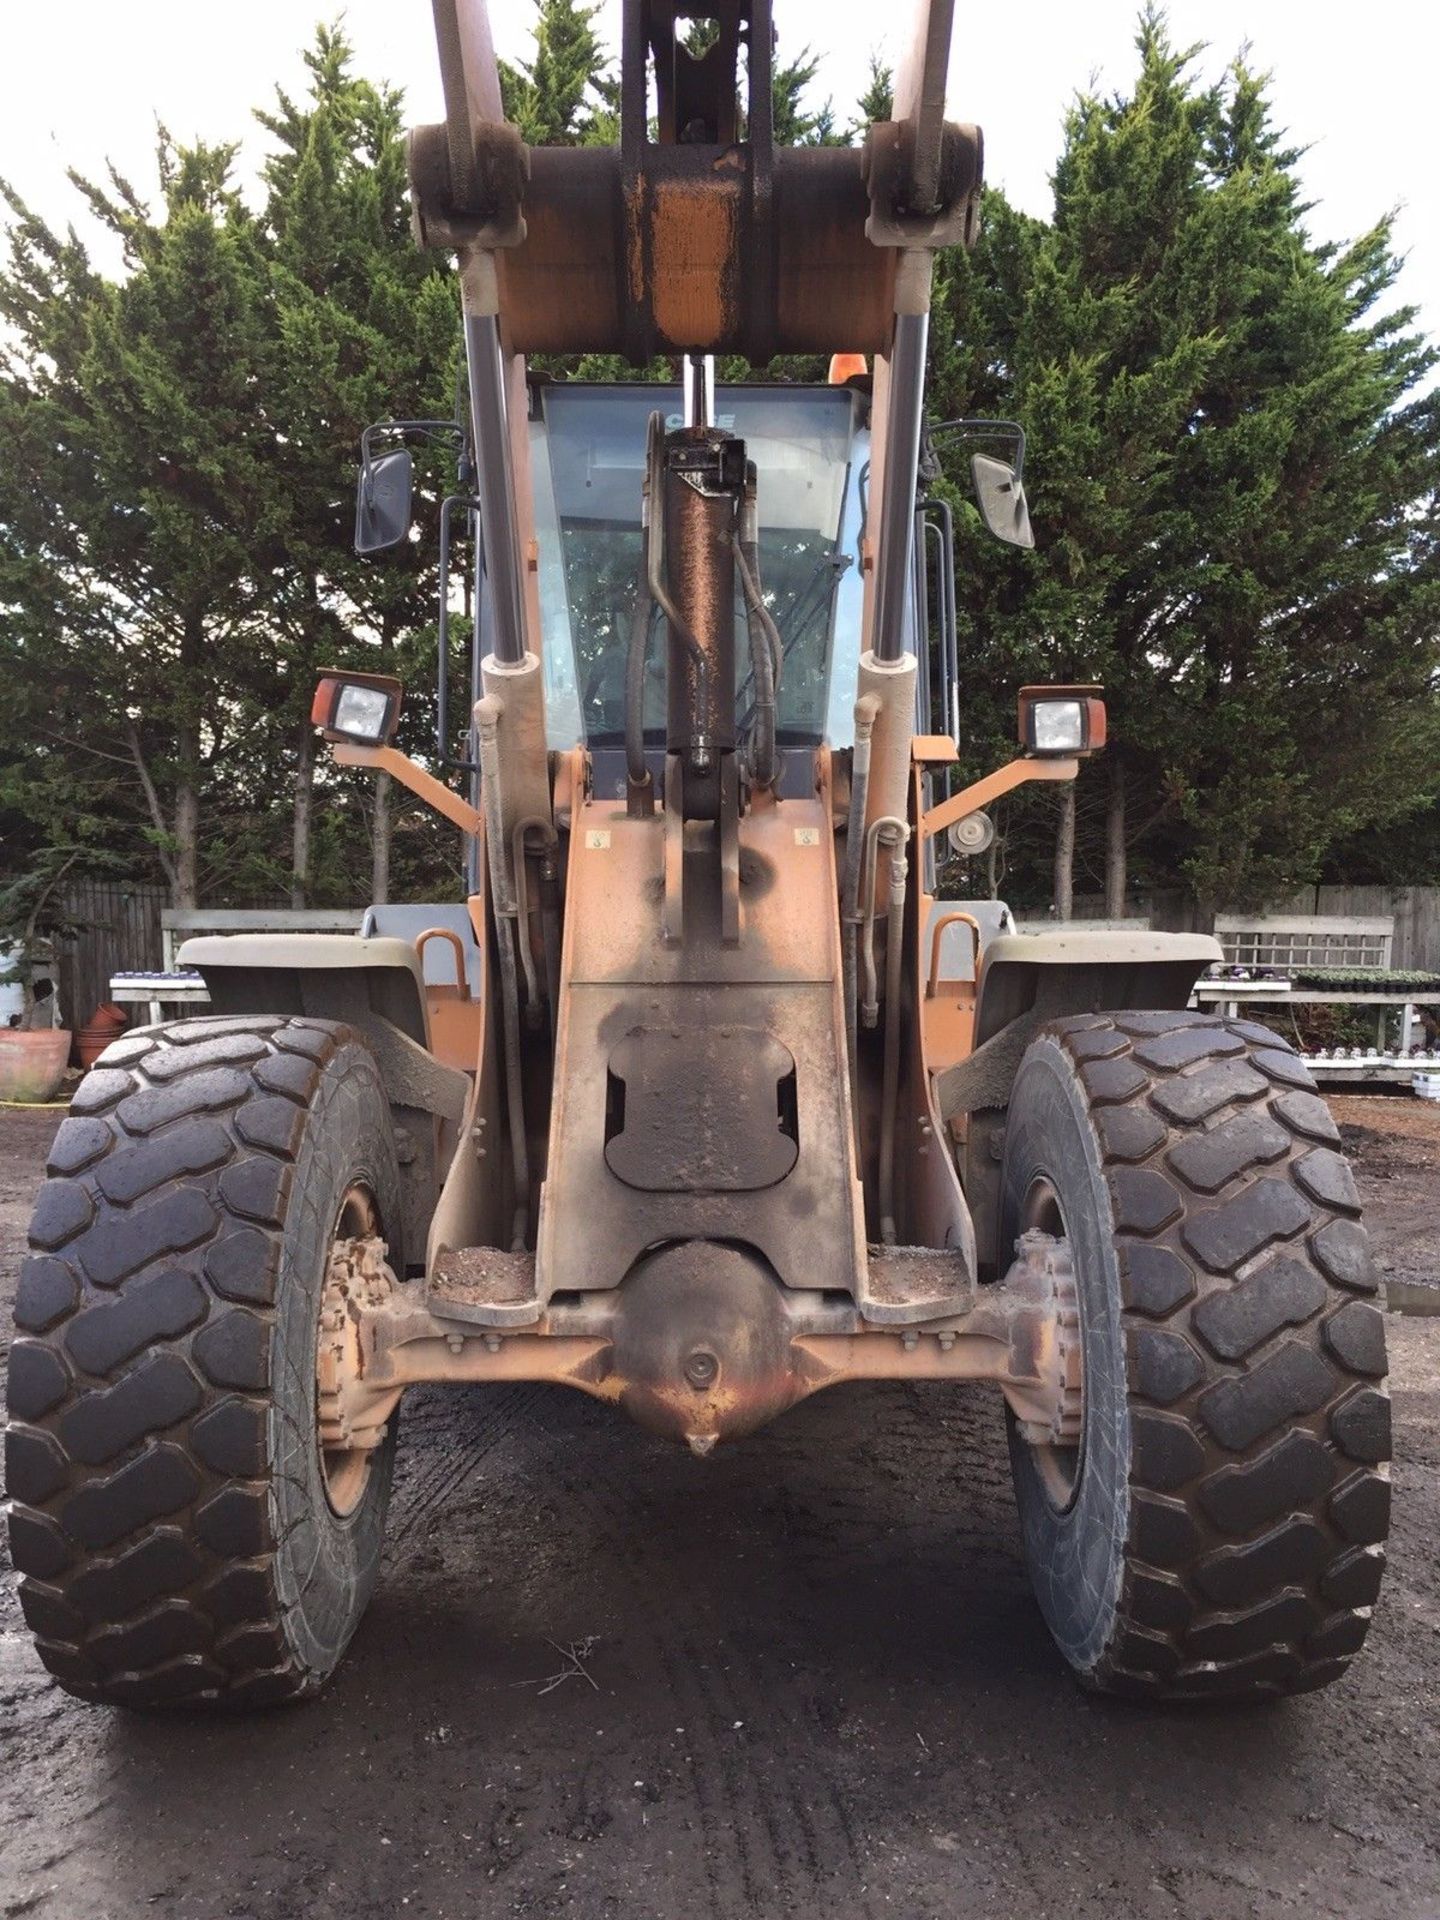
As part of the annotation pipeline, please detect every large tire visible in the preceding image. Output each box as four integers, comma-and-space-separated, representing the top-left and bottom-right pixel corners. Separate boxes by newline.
5, 1016, 404, 1708
1000, 1011, 1389, 1702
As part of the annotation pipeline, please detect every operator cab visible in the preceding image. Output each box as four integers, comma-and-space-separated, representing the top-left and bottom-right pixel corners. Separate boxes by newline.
530, 380, 878, 764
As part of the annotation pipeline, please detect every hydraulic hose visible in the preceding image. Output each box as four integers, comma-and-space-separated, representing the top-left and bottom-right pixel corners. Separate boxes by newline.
475, 694, 530, 1252
860, 816, 909, 1028
624, 444, 658, 811
510, 814, 555, 1028
876, 822, 911, 1246
538, 838, 562, 1045
733, 466, 778, 789
625, 586, 656, 813
841, 694, 882, 1149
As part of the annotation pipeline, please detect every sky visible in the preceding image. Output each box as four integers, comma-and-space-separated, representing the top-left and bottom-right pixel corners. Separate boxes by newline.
2, 0, 1438, 360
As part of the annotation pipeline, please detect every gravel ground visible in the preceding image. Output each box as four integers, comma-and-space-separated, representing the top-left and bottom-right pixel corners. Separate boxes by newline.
1, 1091, 1437, 1920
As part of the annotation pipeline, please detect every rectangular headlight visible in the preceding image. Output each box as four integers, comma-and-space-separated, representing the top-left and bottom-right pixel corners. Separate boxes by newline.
1017, 684, 1107, 757
1031, 699, 1084, 753
310, 671, 404, 746
334, 683, 393, 742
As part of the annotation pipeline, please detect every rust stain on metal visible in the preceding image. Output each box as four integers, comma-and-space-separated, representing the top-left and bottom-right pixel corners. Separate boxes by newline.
648, 174, 738, 348
496, 149, 622, 353
482, 148, 900, 358
322, 1227, 1083, 1454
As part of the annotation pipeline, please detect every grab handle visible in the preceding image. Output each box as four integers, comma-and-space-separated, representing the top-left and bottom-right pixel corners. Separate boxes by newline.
926, 911, 982, 998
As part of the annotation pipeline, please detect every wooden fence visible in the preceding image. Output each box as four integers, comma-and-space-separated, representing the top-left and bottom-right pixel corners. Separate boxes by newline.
51, 873, 1440, 1029
57, 879, 167, 1027
1285, 887, 1440, 972
55, 885, 366, 1025
1065, 886, 1440, 972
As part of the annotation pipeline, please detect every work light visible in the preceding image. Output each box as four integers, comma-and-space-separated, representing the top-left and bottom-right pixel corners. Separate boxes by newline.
1017, 685, 1107, 757
311, 671, 404, 746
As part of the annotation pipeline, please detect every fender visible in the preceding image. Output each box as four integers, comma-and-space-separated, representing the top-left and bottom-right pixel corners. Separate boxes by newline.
973, 930, 1222, 1054
180, 933, 433, 1048
180, 934, 472, 1259
935, 929, 1222, 1274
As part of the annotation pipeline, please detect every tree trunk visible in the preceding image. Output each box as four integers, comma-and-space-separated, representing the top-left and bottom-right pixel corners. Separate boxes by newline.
371, 769, 392, 905
173, 611, 203, 910
123, 718, 180, 901
173, 781, 199, 910
290, 721, 315, 910
1054, 782, 1075, 922
1104, 752, 1126, 920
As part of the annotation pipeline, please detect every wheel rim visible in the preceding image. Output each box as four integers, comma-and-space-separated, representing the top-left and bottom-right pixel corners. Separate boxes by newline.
1020, 1174, 1085, 1513
315, 1184, 383, 1517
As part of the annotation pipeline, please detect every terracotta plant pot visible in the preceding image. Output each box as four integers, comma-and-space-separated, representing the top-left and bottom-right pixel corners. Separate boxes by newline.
75, 1002, 129, 1069
0, 1028, 72, 1103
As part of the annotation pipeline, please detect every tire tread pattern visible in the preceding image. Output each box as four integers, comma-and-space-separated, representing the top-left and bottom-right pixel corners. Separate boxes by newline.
1046, 1012, 1389, 1700
6, 1016, 361, 1708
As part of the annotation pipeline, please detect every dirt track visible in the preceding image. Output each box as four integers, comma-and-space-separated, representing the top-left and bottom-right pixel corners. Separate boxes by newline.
2, 1094, 1438, 1920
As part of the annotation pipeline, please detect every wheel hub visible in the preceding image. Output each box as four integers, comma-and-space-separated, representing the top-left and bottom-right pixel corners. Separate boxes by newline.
1009, 1229, 1083, 1450
316, 1202, 398, 1513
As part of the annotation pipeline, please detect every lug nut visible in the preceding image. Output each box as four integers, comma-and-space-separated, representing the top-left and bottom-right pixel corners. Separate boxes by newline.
683, 1349, 719, 1390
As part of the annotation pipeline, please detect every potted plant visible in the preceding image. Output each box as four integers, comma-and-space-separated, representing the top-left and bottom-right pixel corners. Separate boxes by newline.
0, 850, 79, 1103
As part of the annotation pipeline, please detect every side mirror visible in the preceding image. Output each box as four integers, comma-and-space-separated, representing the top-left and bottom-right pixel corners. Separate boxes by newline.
355, 447, 414, 555
971, 454, 1033, 550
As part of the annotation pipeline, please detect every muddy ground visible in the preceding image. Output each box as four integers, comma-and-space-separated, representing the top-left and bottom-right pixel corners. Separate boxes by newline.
0, 1092, 1437, 1920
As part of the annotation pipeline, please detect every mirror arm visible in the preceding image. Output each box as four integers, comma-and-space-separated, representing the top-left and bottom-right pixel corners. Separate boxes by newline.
358, 423, 381, 506
928, 416, 1026, 483
360, 419, 467, 501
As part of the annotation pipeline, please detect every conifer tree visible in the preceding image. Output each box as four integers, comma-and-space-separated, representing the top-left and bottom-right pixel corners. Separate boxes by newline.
851, 55, 894, 131
0, 30, 462, 910
4, 6, 1436, 928
254, 27, 459, 904
0, 143, 276, 908
500, 0, 611, 145
929, 9, 1440, 913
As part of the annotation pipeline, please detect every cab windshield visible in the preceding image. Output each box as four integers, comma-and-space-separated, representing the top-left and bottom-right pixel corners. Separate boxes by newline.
531, 383, 868, 751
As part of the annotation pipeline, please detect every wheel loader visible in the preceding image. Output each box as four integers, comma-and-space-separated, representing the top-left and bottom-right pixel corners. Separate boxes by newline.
6, 0, 1390, 1709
